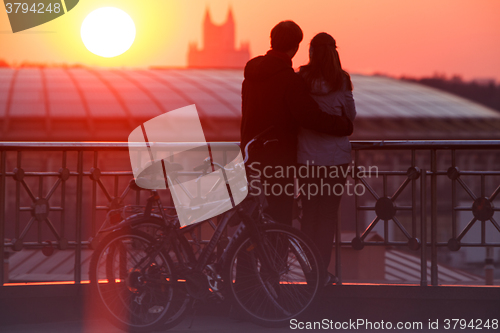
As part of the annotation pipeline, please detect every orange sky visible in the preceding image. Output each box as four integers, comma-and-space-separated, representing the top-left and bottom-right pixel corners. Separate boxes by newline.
1, 0, 499, 81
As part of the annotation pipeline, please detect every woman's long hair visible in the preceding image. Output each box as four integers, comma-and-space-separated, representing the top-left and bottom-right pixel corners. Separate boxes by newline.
299, 32, 352, 93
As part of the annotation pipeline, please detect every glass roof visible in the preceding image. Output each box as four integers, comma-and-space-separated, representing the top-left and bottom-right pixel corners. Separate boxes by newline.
0, 68, 499, 141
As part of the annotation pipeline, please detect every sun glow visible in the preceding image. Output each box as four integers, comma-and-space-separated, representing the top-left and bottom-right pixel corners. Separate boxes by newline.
80, 7, 136, 58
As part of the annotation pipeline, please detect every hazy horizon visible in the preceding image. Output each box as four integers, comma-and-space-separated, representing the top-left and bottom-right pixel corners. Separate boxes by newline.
1, 0, 499, 82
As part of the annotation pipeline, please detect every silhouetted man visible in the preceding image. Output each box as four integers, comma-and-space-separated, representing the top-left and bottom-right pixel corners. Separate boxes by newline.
241, 20, 353, 226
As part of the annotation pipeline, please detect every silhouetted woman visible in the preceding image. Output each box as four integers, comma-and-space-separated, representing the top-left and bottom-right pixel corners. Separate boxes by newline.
297, 32, 356, 284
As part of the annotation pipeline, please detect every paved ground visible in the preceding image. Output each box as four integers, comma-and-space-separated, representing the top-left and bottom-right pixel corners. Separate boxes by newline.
0, 316, 289, 333
1, 284, 499, 333
2, 315, 500, 333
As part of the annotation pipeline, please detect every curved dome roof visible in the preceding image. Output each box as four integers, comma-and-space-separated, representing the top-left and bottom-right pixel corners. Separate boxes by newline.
351, 75, 499, 119
0, 68, 499, 141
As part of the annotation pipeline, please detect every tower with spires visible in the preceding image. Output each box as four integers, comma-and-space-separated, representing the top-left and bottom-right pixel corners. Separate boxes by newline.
188, 7, 250, 68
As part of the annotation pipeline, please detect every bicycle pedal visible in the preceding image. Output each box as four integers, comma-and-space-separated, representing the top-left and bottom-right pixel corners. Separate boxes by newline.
148, 305, 164, 314
208, 289, 225, 302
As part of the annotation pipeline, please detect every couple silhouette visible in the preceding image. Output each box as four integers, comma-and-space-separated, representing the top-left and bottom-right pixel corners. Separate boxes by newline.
240, 21, 356, 282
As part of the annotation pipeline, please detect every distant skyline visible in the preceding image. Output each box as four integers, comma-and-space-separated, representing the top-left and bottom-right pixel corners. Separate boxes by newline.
0, 0, 499, 81
187, 7, 250, 68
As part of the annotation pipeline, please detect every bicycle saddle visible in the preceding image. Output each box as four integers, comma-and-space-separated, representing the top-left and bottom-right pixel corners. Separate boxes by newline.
163, 161, 184, 172
132, 159, 184, 190
134, 177, 167, 190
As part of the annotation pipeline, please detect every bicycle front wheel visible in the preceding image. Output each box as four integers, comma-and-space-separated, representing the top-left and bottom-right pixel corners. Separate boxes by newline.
89, 229, 185, 332
224, 224, 325, 327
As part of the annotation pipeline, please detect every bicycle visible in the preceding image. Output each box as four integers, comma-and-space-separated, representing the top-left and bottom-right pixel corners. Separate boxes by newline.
89, 131, 326, 332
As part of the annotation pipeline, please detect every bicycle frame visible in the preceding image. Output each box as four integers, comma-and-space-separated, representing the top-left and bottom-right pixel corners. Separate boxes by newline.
97, 127, 282, 285
142, 188, 273, 282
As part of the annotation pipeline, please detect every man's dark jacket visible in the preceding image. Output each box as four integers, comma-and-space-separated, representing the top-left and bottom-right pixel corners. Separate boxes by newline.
240, 50, 354, 167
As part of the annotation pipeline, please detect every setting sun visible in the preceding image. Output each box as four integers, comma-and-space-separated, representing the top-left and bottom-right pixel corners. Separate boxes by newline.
80, 7, 136, 58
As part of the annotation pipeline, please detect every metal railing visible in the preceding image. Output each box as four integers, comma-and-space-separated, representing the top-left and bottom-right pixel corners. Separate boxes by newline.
1, 141, 499, 286
348, 141, 500, 286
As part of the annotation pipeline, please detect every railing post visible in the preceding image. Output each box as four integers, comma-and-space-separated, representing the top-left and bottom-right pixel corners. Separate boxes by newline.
451, 150, 456, 239
335, 207, 342, 285
411, 150, 417, 241
74, 150, 83, 284
0, 151, 6, 285
91, 151, 97, 237
430, 150, 438, 286
420, 169, 427, 286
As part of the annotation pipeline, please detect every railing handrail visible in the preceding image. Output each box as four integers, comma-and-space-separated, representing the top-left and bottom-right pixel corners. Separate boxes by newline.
350, 140, 500, 150
1, 140, 500, 150
0, 142, 239, 151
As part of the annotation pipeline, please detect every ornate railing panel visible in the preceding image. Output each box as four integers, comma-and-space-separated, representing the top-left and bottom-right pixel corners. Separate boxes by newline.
0, 141, 499, 286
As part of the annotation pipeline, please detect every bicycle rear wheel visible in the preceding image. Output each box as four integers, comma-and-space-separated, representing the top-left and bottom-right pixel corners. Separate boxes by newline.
89, 229, 188, 332
128, 217, 196, 330
224, 223, 325, 327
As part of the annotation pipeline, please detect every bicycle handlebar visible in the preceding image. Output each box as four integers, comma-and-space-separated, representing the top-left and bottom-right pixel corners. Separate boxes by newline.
190, 127, 276, 173
243, 126, 275, 164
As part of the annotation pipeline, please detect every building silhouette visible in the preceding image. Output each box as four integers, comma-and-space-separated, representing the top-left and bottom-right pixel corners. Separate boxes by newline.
188, 7, 250, 68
